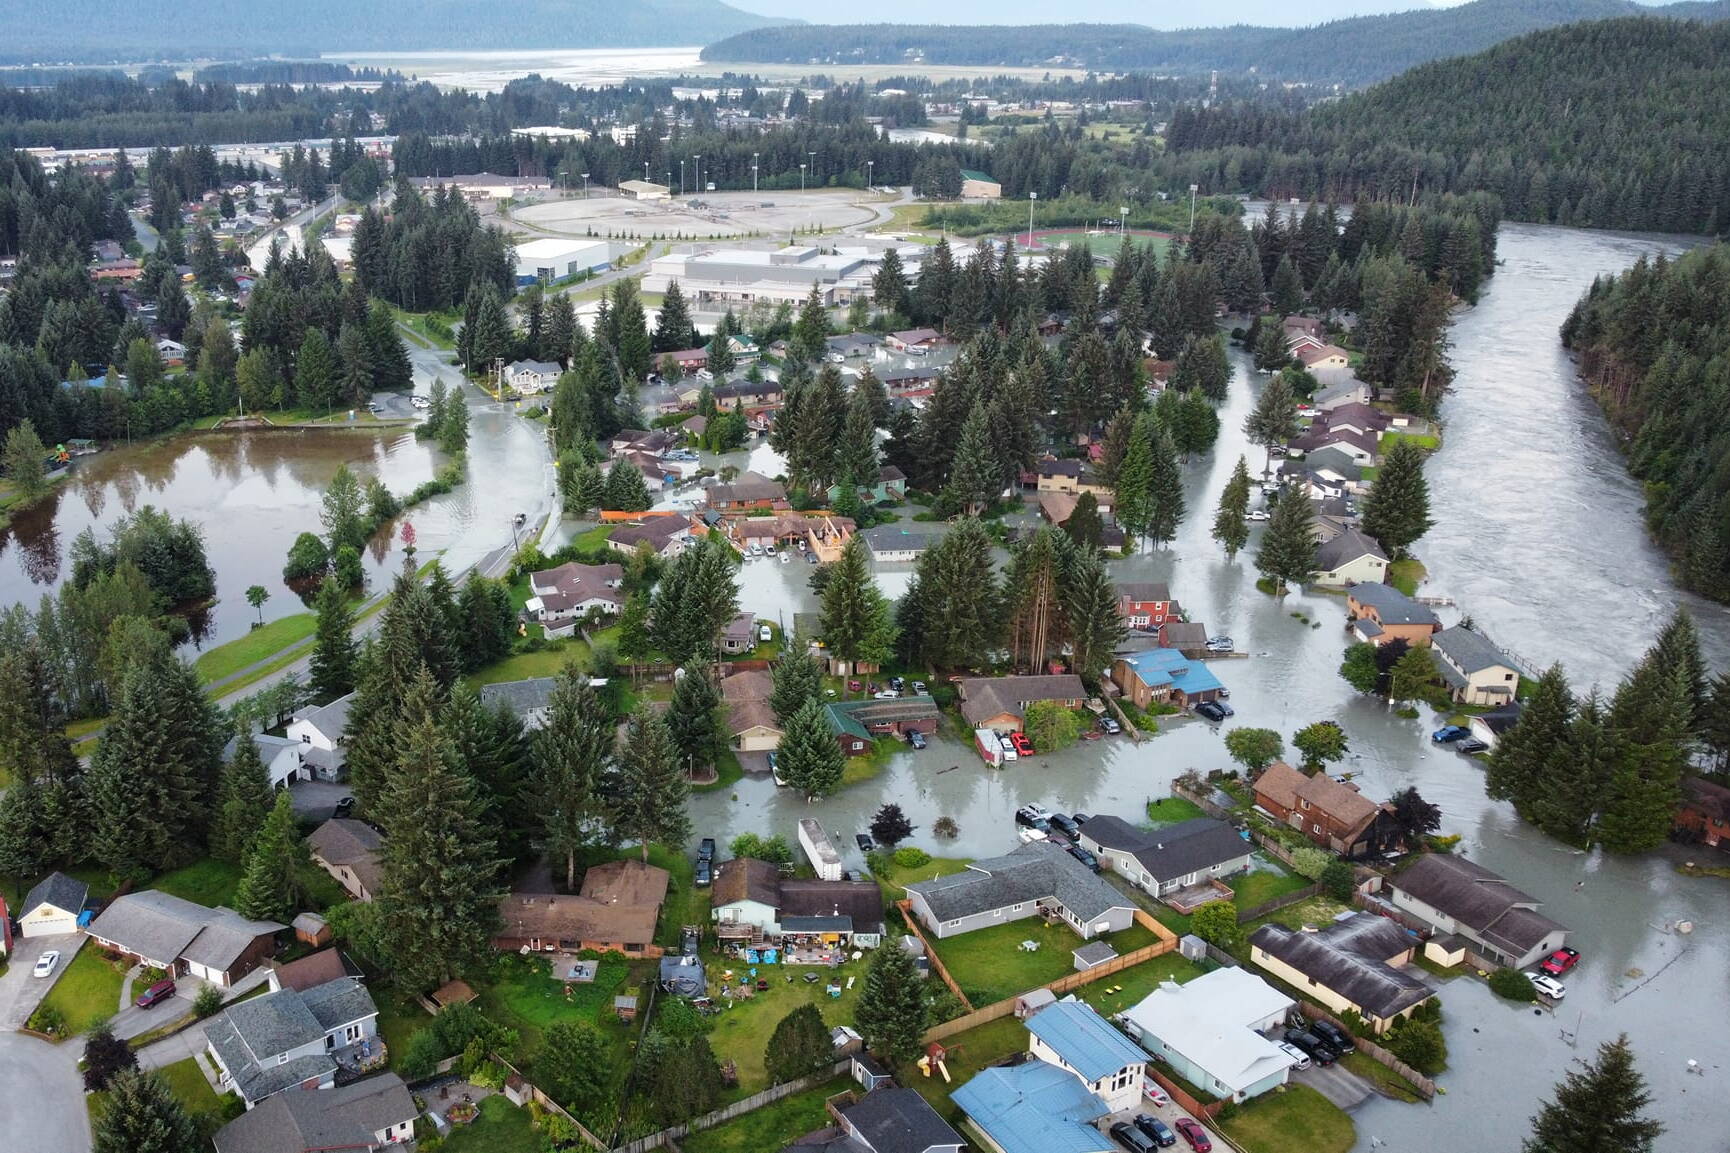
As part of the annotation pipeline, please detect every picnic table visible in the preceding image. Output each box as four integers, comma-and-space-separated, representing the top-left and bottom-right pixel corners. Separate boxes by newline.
1018, 940, 1041, 952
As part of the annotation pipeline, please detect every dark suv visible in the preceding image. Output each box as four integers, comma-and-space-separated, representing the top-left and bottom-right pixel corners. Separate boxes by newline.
1282, 1028, 1339, 1066
1311, 1019, 1355, 1054
1110, 1121, 1159, 1153
1133, 1114, 1178, 1148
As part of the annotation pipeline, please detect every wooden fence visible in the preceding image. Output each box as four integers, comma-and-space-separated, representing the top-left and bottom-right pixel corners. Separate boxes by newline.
1145, 1066, 1224, 1121
1295, 1003, 1436, 1100
607, 1060, 853, 1153
490, 1053, 611, 1150
895, 900, 974, 1011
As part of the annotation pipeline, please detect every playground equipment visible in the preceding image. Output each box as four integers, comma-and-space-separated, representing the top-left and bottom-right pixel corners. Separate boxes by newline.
920, 1041, 953, 1082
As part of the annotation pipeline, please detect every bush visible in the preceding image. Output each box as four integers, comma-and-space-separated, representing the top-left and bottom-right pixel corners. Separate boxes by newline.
192, 985, 224, 1018
332, 544, 364, 588
892, 847, 931, 868
1319, 860, 1356, 901
1488, 967, 1537, 1002
1191, 901, 1241, 950
398, 1029, 446, 1080
28, 1003, 67, 1036
82, 1024, 137, 1091
933, 816, 959, 838
1288, 846, 1332, 881
282, 532, 329, 581
1384, 1017, 1448, 1074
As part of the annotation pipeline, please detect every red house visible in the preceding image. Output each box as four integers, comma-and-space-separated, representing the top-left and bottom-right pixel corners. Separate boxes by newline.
1677, 777, 1730, 850
1115, 582, 1174, 629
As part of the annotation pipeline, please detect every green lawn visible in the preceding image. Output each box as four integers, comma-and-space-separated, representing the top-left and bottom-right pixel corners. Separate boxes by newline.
1381, 431, 1440, 453
896, 1012, 1028, 1117
484, 952, 632, 1034
1073, 952, 1207, 1019
373, 985, 433, 1074
1226, 861, 1311, 909
1245, 894, 1356, 933
1388, 557, 1427, 597
872, 856, 971, 902
695, 749, 746, 793
1145, 796, 1209, 826
36, 945, 125, 1035
151, 860, 243, 907
465, 643, 590, 687
11, 864, 117, 907
705, 956, 868, 1094
194, 613, 318, 684
926, 917, 1160, 1006
440, 1094, 544, 1153
1220, 1084, 1355, 1153
682, 1076, 852, 1153
157, 1056, 237, 1134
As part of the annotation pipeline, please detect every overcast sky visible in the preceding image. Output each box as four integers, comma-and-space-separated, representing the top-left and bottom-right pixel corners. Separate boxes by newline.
726, 0, 1470, 27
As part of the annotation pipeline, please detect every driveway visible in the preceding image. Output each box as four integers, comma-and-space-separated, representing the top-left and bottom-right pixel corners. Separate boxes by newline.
134, 1020, 212, 1072
0, 933, 84, 1029
1295, 1059, 1375, 1108
289, 780, 354, 822
0, 1032, 90, 1153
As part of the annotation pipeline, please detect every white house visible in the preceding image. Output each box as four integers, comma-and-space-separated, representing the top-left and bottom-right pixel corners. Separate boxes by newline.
206, 977, 380, 1107
1312, 528, 1390, 588
1024, 999, 1148, 1115
224, 732, 309, 790
18, 872, 87, 937
503, 358, 563, 394
710, 858, 784, 935
155, 337, 187, 362
526, 561, 625, 638
1118, 967, 1296, 1103
287, 694, 352, 780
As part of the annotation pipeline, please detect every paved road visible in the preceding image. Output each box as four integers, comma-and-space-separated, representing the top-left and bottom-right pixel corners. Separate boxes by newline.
0, 934, 91, 1153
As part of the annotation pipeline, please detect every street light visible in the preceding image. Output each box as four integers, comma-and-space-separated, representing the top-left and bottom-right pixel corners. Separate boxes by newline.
693, 154, 701, 193
799, 162, 807, 192
680, 159, 686, 196
807, 150, 817, 186
752, 151, 758, 193
1120, 205, 1128, 238
643, 160, 649, 183
581, 172, 590, 199
867, 159, 874, 191
1026, 191, 1037, 247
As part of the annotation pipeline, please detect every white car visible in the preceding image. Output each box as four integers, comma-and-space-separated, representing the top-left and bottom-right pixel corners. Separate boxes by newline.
1278, 1041, 1312, 1070
874, 689, 900, 700
1529, 973, 1568, 1000
33, 950, 61, 978
1016, 825, 1045, 842
1247, 509, 1270, 522
411, 395, 431, 409
758, 625, 773, 642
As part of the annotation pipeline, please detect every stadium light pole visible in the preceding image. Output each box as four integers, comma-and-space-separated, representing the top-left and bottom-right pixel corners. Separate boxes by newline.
752, 151, 759, 193
680, 159, 686, 196
1189, 183, 1199, 231
800, 162, 807, 193
808, 150, 818, 186
643, 160, 649, 183
581, 172, 589, 200
693, 154, 701, 193
1026, 191, 1037, 247
867, 159, 874, 191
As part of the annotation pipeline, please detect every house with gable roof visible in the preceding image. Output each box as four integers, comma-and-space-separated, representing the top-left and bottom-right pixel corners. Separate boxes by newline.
1075, 816, 1253, 900
904, 841, 1134, 941
1385, 854, 1568, 970
1252, 761, 1405, 859
212, 1072, 416, 1153
205, 976, 381, 1107
952, 1060, 1115, 1153
1110, 648, 1224, 709
1347, 583, 1440, 646
527, 560, 625, 638
287, 693, 353, 780
18, 871, 88, 937
1430, 626, 1520, 706
1024, 999, 1148, 1114
86, 890, 283, 987
1249, 913, 1436, 1035
1118, 966, 1297, 1102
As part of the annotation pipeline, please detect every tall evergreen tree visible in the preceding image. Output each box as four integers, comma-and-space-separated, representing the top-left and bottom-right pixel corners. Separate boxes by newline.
234, 791, 309, 922
608, 708, 691, 861
1243, 371, 1300, 472
1253, 321, 1292, 372
1146, 423, 1186, 549
309, 576, 358, 700
1063, 547, 1128, 686
778, 698, 846, 801
835, 386, 881, 500
1522, 1036, 1662, 1153
1487, 664, 1572, 818
819, 536, 897, 674
211, 734, 273, 864
771, 647, 824, 726
942, 402, 999, 517
91, 1070, 200, 1153
1362, 438, 1434, 558
1598, 659, 1689, 853
1650, 608, 1709, 732
531, 668, 612, 891
1529, 692, 1616, 845
604, 461, 653, 512
666, 665, 725, 778
653, 278, 697, 353
854, 937, 927, 1062
1213, 455, 1252, 558
1254, 488, 1316, 595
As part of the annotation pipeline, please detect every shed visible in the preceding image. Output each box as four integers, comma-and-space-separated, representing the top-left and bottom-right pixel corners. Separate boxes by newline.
1073, 939, 1118, 971
851, 1051, 894, 1091
1178, 934, 1208, 962
504, 1073, 532, 1106
1423, 933, 1470, 969
614, 994, 639, 1022
292, 912, 331, 947
1016, 987, 1058, 1019
431, 979, 478, 1008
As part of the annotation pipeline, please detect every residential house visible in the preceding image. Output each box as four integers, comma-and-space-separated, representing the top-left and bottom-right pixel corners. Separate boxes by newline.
1677, 776, 1730, 850
1252, 761, 1402, 859
825, 332, 882, 360
610, 428, 678, 457
680, 413, 709, 440
503, 359, 561, 394
1295, 343, 1350, 371
1118, 966, 1297, 1102
1293, 424, 1379, 466
1035, 492, 1123, 547
479, 676, 565, 730
1281, 316, 1325, 342
1385, 853, 1568, 970
1158, 621, 1210, 657
1302, 447, 1368, 493
306, 819, 384, 902
205, 976, 380, 1106
1110, 649, 1224, 709
1031, 457, 1109, 498
86, 891, 282, 987
224, 732, 308, 791
960, 169, 1002, 199
885, 328, 942, 353
957, 675, 1088, 733
1249, 913, 1435, 1035
707, 471, 788, 511
710, 858, 784, 935
862, 524, 943, 563
1323, 403, 1393, 439
951, 1060, 1115, 1153
825, 696, 939, 755
786, 1085, 963, 1153
1024, 999, 1148, 1115
1430, 626, 1520, 706
666, 347, 709, 376
711, 860, 886, 948
719, 611, 758, 654
828, 465, 907, 506
877, 367, 940, 393
713, 378, 784, 410
1115, 582, 1174, 630
727, 333, 760, 362
1312, 377, 1371, 412
608, 515, 694, 558
212, 1072, 416, 1153
18, 872, 87, 937
1076, 816, 1252, 900
1347, 583, 1441, 646
270, 948, 357, 994
1467, 702, 1523, 751
287, 694, 353, 781
527, 560, 625, 638
494, 859, 670, 957
904, 840, 1134, 941
722, 670, 783, 751
155, 337, 187, 364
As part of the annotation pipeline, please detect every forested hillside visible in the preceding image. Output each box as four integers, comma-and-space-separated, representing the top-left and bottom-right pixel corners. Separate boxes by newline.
1561, 245, 1730, 601
1160, 17, 1730, 235
701, 0, 1730, 86
0, 0, 793, 63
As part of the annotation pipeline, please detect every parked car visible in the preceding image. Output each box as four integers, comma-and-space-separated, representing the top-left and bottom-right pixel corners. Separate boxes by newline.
1072, 812, 1092, 826
1047, 813, 1080, 839
1017, 826, 1048, 843
1173, 1118, 1213, 1152
1311, 1019, 1356, 1054
1540, 947, 1581, 976
1134, 1115, 1178, 1149
1205, 636, 1234, 653
1009, 732, 1034, 757
697, 837, 716, 862
847, 680, 863, 692
1066, 844, 1101, 872
1195, 701, 1228, 722
856, 833, 875, 853
1457, 738, 1490, 755
1099, 716, 1122, 734
1015, 804, 1051, 827
911, 680, 927, 694
1277, 1041, 1312, 1070
1110, 1121, 1159, 1153
758, 624, 773, 642
908, 731, 927, 750
1140, 1079, 1169, 1108
1247, 509, 1270, 522
1529, 973, 1568, 1000
332, 795, 356, 819
805, 551, 818, 564
134, 979, 177, 1009
32, 950, 60, 978
1282, 1029, 1338, 1066
1431, 725, 1470, 744
999, 735, 1019, 762
694, 858, 712, 886
874, 689, 900, 700
889, 676, 905, 691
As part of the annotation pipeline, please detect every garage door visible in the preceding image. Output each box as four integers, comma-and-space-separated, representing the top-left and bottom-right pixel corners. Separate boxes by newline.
21, 912, 77, 937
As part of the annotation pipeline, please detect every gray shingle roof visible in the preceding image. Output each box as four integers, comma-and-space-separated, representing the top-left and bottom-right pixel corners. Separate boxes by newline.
1080, 816, 1250, 884
479, 676, 558, 718
1315, 527, 1386, 571
1432, 627, 1516, 675
291, 692, 353, 739
1390, 855, 1566, 957
22, 870, 88, 920
1250, 914, 1434, 1021
86, 890, 282, 972
907, 841, 1129, 925
213, 1072, 415, 1153
1348, 582, 1439, 627
843, 1086, 965, 1153
206, 1013, 334, 1103
208, 977, 376, 1103
957, 675, 1086, 727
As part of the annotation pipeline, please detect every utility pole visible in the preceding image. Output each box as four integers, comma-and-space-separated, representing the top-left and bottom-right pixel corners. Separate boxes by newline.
1189, 183, 1199, 232
1026, 191, 1037, 247
807, 150, 817, 187
752, 152, 759, 193
800, 162, 807, 193
693, 154, 701, 193
643, 160, 649, 183
680, 160, 685, 196
581, 172, 589, 199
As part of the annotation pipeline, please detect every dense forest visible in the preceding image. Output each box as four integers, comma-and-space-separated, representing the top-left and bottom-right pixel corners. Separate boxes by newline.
1561, 244, 1730, 602
0, 0, 792, 63
1157, 18, 1730, 235
701, 0, 1730, 85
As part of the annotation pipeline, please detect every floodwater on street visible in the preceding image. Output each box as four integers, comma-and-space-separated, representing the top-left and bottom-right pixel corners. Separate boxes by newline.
682, 222, 1729, 1151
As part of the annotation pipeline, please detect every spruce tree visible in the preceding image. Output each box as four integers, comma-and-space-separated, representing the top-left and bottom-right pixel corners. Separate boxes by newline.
1486, 664, 1572, 817
1271, 254, 1305, 315
296, 327, 337, 411
1113, 415, 1157, 544
666, 665, 725, 777
608, 708, 691, 861
771, 647, 824, 726
1254, 488, 1317, 595
1063, 547, 1128, 686
1253, 321, 1292, 372
1530, 692, 1616, 845
235, 792, 309, 923
92, 1069, 200, 1153
819, 536, 897, 674
854, 938, 927, 1062
211, 734, 273, 864
765, 1003, 834, 1084
1651, 608, 1708, 731
1362, 438, 1434, 558
906, 517, 1001, 669
654, 278, 697, 353
1174, 333, 1231, 402
835, 387, 880, 499
309, 576, 358, 700
791, 283, 831, 361
779, 698, 846, 801
942, 403, 999, 517
531, 668, 612, 890
1213, 455, 1252, 559
1064, 491, 1104, 548
1598, 661, 1689, 853
604, 462, 653, 512
1146, 423, 1186, 549
1523, 1036, 1662, 1153
1243, 371, 1300, 472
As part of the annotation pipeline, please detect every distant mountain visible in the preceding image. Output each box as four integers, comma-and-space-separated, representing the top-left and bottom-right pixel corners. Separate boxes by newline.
702, 0, 1730, 86
0, 0, 796, 64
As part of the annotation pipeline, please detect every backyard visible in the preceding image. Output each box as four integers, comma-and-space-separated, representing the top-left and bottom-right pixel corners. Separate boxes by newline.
926, 917, 1162, 1006
33, 944, 124, 1036
1225, 859, 1312, 910
680, 1075, 853, 1153
1144, 796, 1209, 827
150, 857, 349, 912
437, 1094, 543, 1153
88, 1056, 237, 1135
1072, 951, 1208, 1019
702, 955, 867, 1094
1220, 1083, 1355, 1153
895, 1011, 1027, 1118
872, 855, 971, 902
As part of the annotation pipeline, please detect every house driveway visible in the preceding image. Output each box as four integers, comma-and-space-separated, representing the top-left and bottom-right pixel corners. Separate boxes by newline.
0, 933, 85, 1029
0, 1032, 89, 1153
1295, 1060, 1375, 1108
135, 1020, 212, 1072
288, 780, 353, 822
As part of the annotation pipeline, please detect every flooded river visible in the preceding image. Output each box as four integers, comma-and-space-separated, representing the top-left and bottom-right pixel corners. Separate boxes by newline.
685, 222, 1727, 1150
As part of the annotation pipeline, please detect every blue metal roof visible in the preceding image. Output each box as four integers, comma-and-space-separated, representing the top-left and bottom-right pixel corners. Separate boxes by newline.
1025, 1000, 1149, 1083
952, 1062, 1114, 1153
1120, 647, 1224, 696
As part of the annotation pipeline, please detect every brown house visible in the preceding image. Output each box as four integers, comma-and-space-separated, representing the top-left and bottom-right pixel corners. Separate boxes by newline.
706, 471, 787, 511
495, 859, 669, 957
1676, 777, 1730, 850
1347, 583, 1441, 647
957, 675, 1087, 732
305, 819, 383, 902
1253, 761, 1402, 860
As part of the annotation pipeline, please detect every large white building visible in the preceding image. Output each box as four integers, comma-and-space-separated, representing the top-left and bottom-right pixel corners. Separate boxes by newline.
642, 243, 879, 307
1117, 967, 1297, 1103
515, 238, 612, 285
